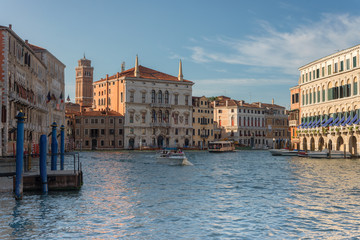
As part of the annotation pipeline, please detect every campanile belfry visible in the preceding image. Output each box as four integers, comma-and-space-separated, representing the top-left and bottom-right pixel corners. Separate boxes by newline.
75, 55, 94, 107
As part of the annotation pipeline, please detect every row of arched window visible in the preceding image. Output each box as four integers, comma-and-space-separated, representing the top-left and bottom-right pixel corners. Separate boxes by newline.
302, 78, 358, 106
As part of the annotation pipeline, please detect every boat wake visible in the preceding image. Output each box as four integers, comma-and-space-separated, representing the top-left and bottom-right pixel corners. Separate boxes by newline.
181, 158, 193, 166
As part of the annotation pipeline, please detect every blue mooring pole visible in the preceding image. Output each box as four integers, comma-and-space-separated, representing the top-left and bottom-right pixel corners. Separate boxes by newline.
15, 111, 26, 200
51, 122, 58, 170
39, 134, 48, 193
60, 125, 65, 170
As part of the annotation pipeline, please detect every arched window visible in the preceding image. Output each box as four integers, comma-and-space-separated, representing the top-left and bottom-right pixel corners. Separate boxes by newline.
158, 110, 163, 123
151, 110, 156, 122
158, 90, 162, 103
165, 91, 169, 104
165, 110, 169, 123
151, 90, 156, 103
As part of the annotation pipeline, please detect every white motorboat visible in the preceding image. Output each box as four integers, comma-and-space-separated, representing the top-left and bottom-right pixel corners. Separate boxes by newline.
157, 149, 190, 165
328, 150, 351, 159
307, 150, 328, 158
269, 149, 298, 156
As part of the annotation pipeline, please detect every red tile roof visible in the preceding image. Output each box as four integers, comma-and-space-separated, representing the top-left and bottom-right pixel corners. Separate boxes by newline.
27, 43, 46, 51
94, 65, 193, 84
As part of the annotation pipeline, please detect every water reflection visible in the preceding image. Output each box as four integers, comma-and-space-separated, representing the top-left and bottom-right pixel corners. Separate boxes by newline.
287, 157, 360, 238
1, 151, 360, 238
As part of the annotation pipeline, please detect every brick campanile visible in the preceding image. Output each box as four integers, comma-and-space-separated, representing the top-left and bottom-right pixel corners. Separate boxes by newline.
75, 55, 93, 107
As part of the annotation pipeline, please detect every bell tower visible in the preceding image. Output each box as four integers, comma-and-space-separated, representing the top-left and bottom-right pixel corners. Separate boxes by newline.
75, 55, 94, 107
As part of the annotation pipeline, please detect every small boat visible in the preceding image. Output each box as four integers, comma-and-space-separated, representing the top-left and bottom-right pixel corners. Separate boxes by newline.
269, 149, 298, 156
157, 149, 189, 165
328, 150, 351, 159
208, 141, 235, 153
297, 151, 308, 157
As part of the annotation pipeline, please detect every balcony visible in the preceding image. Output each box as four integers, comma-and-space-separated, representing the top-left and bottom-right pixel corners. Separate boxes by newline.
150, 103, 171, 108
150, 122, 171, 128
289, 120, 298, 127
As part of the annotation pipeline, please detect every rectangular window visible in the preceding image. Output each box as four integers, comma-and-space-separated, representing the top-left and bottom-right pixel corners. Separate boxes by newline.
118, 129, 123, 135
85, 129, 88, 135
302, 74, 304, 83
142, 92, 146, 103
295, 93, 299, 103
317, 91, 320, 103
309, 92, 312, 104
101, 129, 105, 135
354, 82, 358, 95
174, 95, 178, 105
340, 61, 344, 72
121, 92, 123, 103
346, 59, 350, 70
309, 72, 311, 81
334, 63, 338, 73
306, 73, 308, 81
313, 70, 315, 79
130, 92, 134, 102
322, 67, 324, 77
328, 65, 331, 75
316, 69, 319, 78
353, 56, 357, 68
185, 95, 189, 105
109, 129, 114, 135
322, 89, 325, 102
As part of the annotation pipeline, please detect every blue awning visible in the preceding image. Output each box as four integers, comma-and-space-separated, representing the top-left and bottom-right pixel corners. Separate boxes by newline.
309, 120, 317, 128
330, 116, 339, 127
322, 117, 333, 127
341, 116, 352, 126
348, 114, 358, 125
298, 122, 304, 128
312, 119, 321, 128
305, 120, 313, 129
335, 116, 345, 126
320, 118, 326, 126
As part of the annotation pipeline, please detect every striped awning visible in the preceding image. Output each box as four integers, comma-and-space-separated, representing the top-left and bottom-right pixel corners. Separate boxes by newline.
348, 114, 358, 125
341, 116, 352, 126
322, 117, 334, 127
335, 116, 345, 126
330, 116, 339, 127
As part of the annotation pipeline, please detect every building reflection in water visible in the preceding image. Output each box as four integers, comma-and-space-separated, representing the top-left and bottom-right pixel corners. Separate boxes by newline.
286, 157, 360, 238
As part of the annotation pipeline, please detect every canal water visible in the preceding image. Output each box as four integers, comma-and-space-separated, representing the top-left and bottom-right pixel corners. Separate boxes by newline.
1, 150, 360, 239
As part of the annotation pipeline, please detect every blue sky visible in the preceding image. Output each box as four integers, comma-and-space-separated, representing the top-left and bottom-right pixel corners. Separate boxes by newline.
2, 0, 360, 108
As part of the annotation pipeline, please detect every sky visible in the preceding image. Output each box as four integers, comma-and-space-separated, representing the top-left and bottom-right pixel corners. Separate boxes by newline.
2, 0, 360, 109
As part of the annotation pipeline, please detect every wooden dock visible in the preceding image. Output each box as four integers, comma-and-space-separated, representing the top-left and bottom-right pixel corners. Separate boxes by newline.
14, 170, 83, 191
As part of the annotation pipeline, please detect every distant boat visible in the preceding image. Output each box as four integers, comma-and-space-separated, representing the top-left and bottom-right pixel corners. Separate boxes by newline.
269, 149, 298, 156
208, 141, 235, 153
156, 149, 189, 165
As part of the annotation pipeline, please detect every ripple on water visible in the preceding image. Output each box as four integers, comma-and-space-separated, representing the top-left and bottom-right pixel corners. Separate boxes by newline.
1, 151, 360, 239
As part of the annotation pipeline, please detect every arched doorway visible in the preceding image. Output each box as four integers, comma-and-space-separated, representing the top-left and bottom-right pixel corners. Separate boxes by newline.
302, 138, 307, 151
349, 136, 357, 156
328, 139, 333, 151
91, 139, 97, 150
157, 135, 164, 148
129, 138, 135, 149
318, 137, 324, 151
336, 136, 344, 151
185, 138, 189, 147
310, 137, 315, 151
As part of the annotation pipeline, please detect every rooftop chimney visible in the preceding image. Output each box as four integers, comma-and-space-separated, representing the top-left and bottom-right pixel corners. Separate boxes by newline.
258, 102, 262, 107
9, 24, 12, 30
226, 100, 228, 107
121, 62, 125, 72
178, 60, 183, 81
272, 98, 274, 105
25, 40, 28, 44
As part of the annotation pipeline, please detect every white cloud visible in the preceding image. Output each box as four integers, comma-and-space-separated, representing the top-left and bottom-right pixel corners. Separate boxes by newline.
188, 14, 360, 75
194, 77, 293, 87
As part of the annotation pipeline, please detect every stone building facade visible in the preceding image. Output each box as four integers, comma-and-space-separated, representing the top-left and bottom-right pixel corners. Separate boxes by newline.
73, 110, 124, 150
192, 96, 218, 148
0, 25, 65, 156
289, 86, 300, 149
297, 44, 360, 155
93, 57, 194, 149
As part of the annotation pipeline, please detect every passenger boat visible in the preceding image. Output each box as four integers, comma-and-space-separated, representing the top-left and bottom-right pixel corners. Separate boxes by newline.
269, 149, 298, 156
157, 149, 188, 165
208, 141, 235, 153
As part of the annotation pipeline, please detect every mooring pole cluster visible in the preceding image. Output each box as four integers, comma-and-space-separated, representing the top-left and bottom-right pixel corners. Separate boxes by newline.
14, 117, 66, 199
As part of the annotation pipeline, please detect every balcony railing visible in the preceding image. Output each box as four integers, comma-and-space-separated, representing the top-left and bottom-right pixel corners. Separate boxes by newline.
289, 120, 298, 127
150, 103, 171, 108
150, 122, 171, 127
